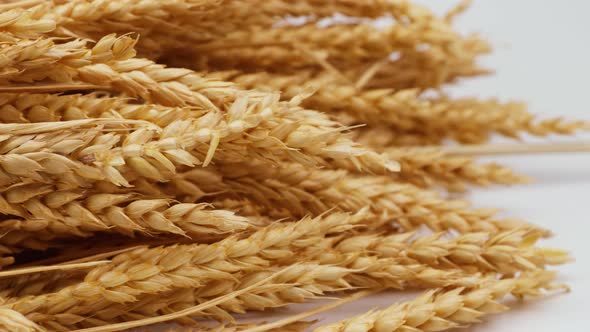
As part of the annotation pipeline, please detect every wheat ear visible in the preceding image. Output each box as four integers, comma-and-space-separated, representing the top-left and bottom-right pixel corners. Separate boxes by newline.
3, 32, 399, 173
0, 185, 253, 243
181, 4, 486, 77
387, 147, 530, 192
334, 229, 571, 274
224, 70, 588, 146
0, 211, 366, 322
194, 161, 546, 235
313, 270, 566, 332
56, 257, 478, 330
34, 0, 409, 59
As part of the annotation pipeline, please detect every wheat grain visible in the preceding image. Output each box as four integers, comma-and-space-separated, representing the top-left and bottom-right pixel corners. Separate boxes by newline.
313, 270, 565, 332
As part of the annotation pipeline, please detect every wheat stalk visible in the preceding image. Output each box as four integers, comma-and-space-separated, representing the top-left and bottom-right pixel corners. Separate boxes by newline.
442, 141, 590, 156
313, 270, 566, 332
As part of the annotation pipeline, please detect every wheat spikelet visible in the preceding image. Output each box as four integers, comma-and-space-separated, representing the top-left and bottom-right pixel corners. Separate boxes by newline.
420, 96, 590, 144
0, 93, 197, 126
0, 244, 19, 269
0, 308, 45, 332
314, 270, 565, 332
352, 124, 447, 147
0, 7, 55, 42
0, 119, 160, 189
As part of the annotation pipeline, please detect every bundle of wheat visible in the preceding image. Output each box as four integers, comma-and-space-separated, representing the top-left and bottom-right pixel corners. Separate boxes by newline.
0, 1, 585, 331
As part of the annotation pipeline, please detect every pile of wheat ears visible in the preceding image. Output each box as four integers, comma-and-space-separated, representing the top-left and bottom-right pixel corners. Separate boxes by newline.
0, 0, 585, 331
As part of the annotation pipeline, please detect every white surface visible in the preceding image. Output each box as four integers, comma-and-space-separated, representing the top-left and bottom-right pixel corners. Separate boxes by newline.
157, 1, 590, 330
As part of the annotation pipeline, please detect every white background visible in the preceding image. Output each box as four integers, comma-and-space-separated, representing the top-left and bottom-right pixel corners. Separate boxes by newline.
157, 1, 590, 330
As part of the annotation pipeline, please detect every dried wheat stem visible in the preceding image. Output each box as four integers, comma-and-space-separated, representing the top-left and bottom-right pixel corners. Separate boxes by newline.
313, 270, 566, 332
220, 321, 314, 332
442, 141, 590, 156
0, 261, 108, 279
240, 289, 379, 332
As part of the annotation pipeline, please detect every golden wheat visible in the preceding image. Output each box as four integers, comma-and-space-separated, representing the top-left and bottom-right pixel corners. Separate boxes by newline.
314, 270, 564, 332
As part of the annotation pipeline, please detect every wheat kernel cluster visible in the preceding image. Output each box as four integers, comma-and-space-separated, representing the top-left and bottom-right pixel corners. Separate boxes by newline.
0, 1, 584, 331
